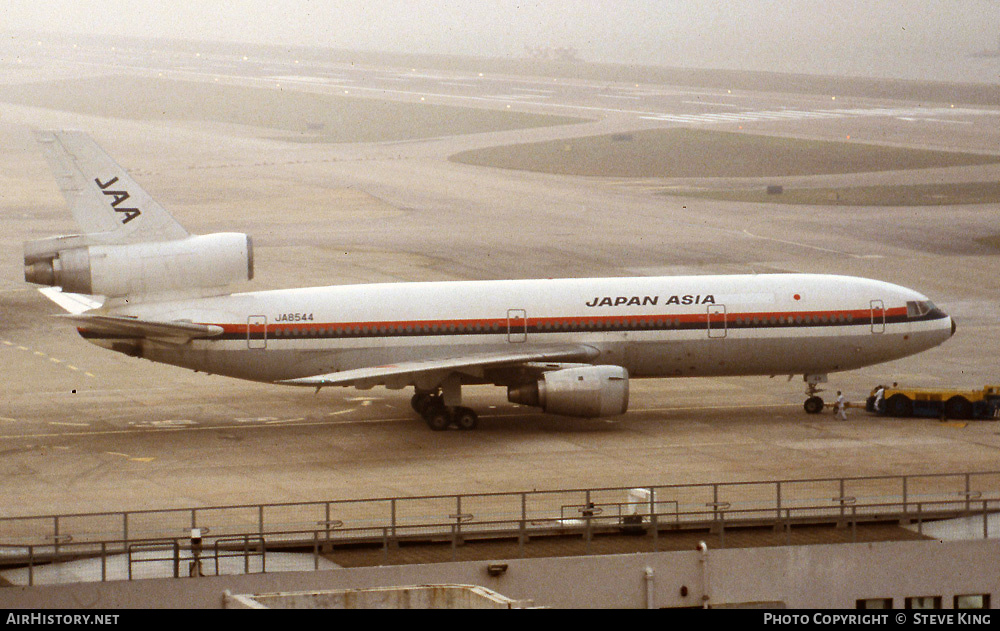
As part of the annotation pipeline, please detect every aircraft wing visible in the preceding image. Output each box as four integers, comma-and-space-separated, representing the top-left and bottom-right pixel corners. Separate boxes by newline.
58, 313, 224, 344
279, 345, 600, 390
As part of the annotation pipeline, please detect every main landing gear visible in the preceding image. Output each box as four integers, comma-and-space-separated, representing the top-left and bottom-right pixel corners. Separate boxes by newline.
803, 374, 828, 414
411, 391, 479, 431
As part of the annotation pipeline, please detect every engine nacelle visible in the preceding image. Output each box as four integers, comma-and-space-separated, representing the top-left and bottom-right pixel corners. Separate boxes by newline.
24, 233, 253, 297
507, 365, 629, 418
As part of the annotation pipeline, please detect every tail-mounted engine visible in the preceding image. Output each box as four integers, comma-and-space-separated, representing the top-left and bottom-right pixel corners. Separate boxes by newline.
24, 233, 253, 297
507, 365, 629, 418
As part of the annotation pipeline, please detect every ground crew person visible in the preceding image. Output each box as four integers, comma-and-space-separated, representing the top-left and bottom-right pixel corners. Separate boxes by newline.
873, 385, 886, 413
835, 391, 848, 421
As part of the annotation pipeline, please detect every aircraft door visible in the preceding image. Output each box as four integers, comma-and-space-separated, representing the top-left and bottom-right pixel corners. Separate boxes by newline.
707, 304, 727, 338
507, 309, 527, 343
870, 300, 885, 334
248, 315, 267, 349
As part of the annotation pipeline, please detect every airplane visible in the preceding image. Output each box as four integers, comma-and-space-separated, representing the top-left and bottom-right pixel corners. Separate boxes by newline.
23, 131, 956, 430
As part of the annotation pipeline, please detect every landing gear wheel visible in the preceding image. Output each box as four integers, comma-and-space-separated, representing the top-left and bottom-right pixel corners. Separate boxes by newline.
804, 396, 824, 414
411, 380, 476, 431
411, 392, 435, 416
413, 393, 447, 419
453, 407, 478, 431
425, 408, 451, 431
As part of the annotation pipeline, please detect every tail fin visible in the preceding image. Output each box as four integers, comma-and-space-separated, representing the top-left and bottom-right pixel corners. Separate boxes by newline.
34, 130, 189, 243
27, 132, 253, 301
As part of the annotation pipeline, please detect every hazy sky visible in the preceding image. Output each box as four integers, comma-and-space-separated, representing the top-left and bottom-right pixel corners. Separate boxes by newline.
6, 1, 1000, 82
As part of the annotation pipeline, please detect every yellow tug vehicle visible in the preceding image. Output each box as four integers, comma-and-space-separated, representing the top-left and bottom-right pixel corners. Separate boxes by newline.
866, 384, 1000, 420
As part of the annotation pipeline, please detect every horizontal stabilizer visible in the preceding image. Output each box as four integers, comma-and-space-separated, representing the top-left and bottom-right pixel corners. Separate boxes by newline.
59, 313, 224, 344
280, 345, 599, 389
38, 287, 104, 314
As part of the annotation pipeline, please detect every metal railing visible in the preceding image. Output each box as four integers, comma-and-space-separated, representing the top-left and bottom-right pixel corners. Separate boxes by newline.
2, 496, 997, 586
4, 471, 997, 547
2, 471, 998, 586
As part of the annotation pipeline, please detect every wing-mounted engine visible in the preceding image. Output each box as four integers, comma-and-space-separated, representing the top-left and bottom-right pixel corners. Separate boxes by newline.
24, 232, 253, 298
507, 365, 629, 418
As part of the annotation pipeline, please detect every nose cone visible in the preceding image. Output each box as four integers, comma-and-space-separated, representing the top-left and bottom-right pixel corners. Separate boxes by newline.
932, 313, 956, 349
920, 309, 955, 352
922, 303, 954, 345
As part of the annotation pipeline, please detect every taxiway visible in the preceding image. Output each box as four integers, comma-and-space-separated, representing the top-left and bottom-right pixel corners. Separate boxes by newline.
1, 39, 998, 517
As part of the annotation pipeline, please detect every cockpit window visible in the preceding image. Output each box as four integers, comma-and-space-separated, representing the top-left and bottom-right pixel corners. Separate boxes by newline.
906, 300, 935, 318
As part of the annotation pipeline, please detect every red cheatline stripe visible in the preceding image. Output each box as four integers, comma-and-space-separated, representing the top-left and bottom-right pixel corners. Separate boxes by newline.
218, 307, 908, 334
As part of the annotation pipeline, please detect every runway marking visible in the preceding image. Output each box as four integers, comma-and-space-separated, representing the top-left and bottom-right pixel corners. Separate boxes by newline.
345, 397, 377, 408
510, 87, 555, 95
741, 228, 875, 260
681, 100, 740, 108
106, 451, 155, 462
3, 340, 96, 378
640, 106, 994, 126
484, 94, 550, 101
48, 421, 89, 427
897, 117, 973, 125
128, 419, 196, 429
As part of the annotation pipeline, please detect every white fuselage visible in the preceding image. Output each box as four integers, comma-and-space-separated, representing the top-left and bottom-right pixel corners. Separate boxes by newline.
85, 273, 954, 386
